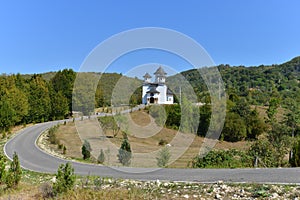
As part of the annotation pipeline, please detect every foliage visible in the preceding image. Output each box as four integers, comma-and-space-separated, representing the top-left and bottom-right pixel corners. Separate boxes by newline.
118, 139, 132, 166
81, 140, 92, 160
53, 162, 76, 195
248, 139, 278, 167
290, 137, 300, 167
6, 152, 22, 188
98, 115, 128, 138
221, 112, 247, 142
191, 149, 252, 168
0, 157, 6, 184
97, 149, 105, 164
156, 146, 171, 167
48, 125, 59, 144
267, 123, 291, 166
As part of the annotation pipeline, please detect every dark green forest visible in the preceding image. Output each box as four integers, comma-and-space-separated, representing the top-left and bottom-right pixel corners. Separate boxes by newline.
0, 57, 299, 167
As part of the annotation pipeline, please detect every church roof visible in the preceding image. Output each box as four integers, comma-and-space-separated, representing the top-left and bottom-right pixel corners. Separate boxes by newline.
143, 72, 152, 78
167, 88, 173, 95
154, 66, 167, 76
146, 87, 160, 93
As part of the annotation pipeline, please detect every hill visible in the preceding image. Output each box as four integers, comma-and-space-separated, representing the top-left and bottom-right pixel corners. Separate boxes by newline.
168, 56, 300, 107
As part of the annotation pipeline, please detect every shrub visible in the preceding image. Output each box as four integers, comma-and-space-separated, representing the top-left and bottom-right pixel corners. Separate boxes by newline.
118, 139, 132, 166
156, 146, 171, 167
6, 152, 22, 188
0, 159, 5, 184
191, 149, 252, 168
63, 146, 67, 154
158, 139, 167, 146
81, 140, 92, 160
97, 149, 105, 164
53, 162, 75, 195
40, 182, 54, 198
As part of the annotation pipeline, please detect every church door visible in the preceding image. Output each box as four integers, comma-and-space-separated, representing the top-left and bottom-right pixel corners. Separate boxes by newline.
150, 97, 154, 103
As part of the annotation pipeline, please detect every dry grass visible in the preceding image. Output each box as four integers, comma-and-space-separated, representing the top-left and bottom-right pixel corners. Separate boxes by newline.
251, 105, 287, 122
48, 110, 250, 168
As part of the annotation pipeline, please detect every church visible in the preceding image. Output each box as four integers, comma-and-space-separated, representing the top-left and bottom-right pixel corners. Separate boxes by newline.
142, 67, 174, 105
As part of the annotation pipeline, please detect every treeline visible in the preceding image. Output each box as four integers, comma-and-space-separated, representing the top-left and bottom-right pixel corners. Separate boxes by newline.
0, 69, 75, 132
0, 69, 142, 132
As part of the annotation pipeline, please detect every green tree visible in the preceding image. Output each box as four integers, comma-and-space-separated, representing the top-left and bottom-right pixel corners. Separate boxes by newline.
267, 123, 291, 166
290, 138, 300, 167
49, 88, 69, 120
266, 98, 280, 123
50, 69, 76, 115
27, 75, 51, 122
6, 152, 22, 188
118, 139, 132, 166
97, 149, 105, 164
248, 139, 277, 167
53, 162, 75, 195
156, 146, 171, 167
81, 140, 92, 160
221, 112, 247, 142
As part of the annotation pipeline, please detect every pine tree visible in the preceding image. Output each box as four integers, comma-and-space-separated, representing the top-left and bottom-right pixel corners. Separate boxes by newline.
6, 152, 22, 188
156, 146, 171, 167
53, 162, 75, 195
118, 139, 132, 166
97, 149, 105, 164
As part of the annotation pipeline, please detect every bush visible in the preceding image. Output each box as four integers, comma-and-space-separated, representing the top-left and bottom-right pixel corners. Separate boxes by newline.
82, 140, 92, 160
118, 139, 132, 166
49, 125, 59, 144
158, 139, 167, 146
97, 149, 105, 164
53, 162, 75, 195
191, 149, 252, 168
156, 146, 171, 167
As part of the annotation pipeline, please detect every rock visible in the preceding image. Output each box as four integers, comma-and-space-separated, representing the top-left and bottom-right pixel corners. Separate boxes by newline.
183, 194, 189, 199
215, 193, 222, 199
271, 193, 279, 199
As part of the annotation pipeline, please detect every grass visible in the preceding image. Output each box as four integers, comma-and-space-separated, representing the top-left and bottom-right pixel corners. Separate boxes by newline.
38, 110, 251, 168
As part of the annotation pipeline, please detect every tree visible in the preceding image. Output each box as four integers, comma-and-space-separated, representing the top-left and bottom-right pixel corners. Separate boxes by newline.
290, 138, 300, 167
266, 98, 280, 123
221, 112, 247, 142
6, 152, 22, 188
118, 139, 132, 166
27, 75, 51, 122
156, 146, 171, 167
267, 123, 291, 166
81, 140, 92, 160
97, 149, 105, 164
53, 162, 75, 195
50, 69, 76, 115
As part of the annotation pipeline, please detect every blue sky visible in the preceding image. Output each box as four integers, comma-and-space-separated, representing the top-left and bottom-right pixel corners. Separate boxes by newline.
0, 0, 299, 75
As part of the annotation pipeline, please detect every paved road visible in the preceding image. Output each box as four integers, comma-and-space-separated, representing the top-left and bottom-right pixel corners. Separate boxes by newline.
4, 121, 300, 184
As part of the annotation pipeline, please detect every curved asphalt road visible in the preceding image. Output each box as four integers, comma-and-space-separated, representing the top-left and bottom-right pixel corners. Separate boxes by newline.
4, 121, 300, 184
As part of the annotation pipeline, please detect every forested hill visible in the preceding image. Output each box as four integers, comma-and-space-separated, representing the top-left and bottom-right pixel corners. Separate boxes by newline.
168, 56, 300, 106
0, 56, 299, 132
0, 70, 141, 132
